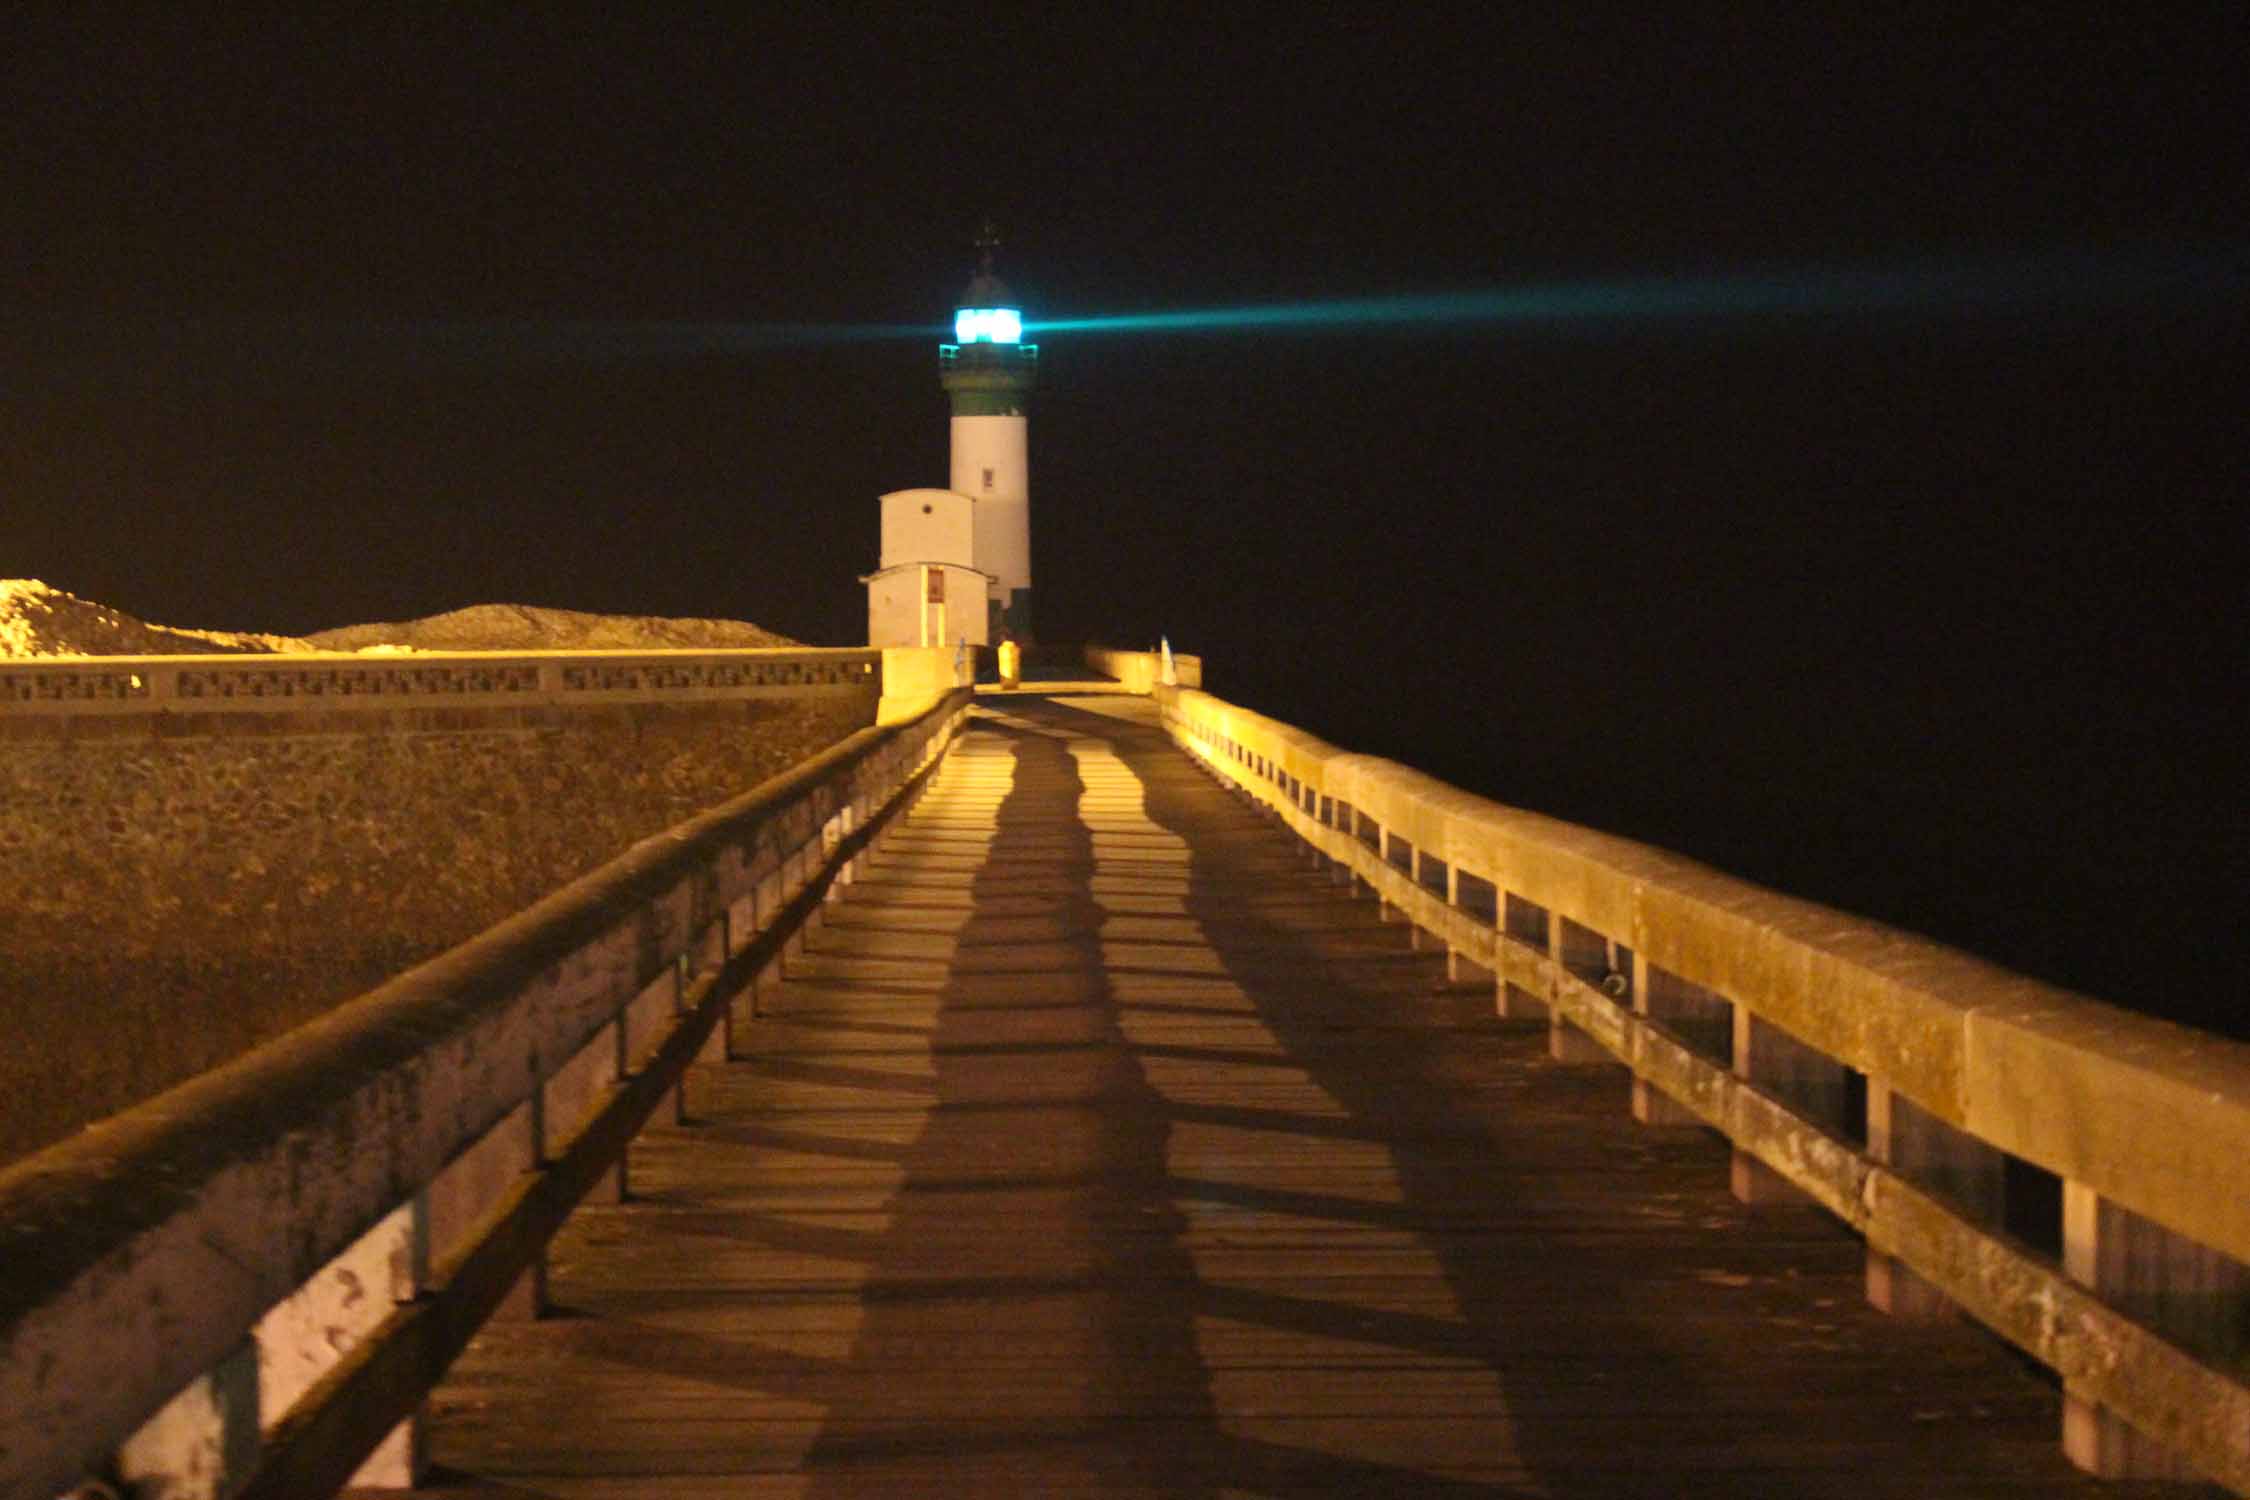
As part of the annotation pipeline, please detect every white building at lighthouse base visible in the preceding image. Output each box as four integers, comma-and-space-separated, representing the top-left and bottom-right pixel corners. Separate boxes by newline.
861, 487, 992, 648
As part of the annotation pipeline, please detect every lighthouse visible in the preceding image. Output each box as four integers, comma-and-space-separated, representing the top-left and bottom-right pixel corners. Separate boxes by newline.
940, 222, 1039, 642
863, 225, 1038, 650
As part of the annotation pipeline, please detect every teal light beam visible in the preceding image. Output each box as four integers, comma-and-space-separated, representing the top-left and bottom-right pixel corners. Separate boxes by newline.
5, 316, 951, 388
361, 319, 946, 358
12, 245, 2243, 390
1027, 246, 2250, 339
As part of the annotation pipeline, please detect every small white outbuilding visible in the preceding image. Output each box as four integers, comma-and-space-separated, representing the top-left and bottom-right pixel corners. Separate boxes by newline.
862, 487, 991, 647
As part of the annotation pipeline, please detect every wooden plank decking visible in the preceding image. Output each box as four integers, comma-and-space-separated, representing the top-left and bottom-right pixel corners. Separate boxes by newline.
405, 696, 2210, 1497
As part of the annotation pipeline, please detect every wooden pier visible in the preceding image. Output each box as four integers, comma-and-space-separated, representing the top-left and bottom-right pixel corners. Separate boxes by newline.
402, 696, 2210, 1497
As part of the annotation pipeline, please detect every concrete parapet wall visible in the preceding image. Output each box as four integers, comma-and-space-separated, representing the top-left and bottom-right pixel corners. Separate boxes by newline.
0, 646, 881, 724
1083, 643, 1202, 693
1158, 682, 2250, 1492
878, 644, 977, 724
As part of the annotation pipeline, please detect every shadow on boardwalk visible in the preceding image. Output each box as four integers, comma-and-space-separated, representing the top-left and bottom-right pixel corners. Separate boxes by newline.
410, 697, 2214, 1498
793, 711, 1233, 1494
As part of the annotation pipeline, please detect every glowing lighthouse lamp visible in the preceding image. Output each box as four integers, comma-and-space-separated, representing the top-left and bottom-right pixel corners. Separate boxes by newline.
953, 306, 1022, 345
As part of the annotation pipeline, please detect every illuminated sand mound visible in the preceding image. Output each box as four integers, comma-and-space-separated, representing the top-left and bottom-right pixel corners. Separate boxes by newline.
1, 579, 313, 658
307, 602, 799, 652
0, 581, 797, 659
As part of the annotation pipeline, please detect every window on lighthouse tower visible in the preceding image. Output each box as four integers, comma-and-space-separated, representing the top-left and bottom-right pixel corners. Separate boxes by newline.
982, 467, 994, 492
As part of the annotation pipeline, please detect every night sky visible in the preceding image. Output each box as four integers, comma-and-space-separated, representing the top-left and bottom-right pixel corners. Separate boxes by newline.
4, 11, 2245, 1031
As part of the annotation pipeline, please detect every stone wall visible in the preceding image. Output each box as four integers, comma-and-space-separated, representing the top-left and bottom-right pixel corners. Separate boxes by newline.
0, 696, 871, 1162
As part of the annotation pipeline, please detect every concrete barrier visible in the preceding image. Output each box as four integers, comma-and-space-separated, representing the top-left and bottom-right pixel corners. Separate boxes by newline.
0, 689, 972, 1500
0, 646, 883, 728
878, 644, 976, 724
1083, 643, 1202, 693
1158, 682, 2250, 1493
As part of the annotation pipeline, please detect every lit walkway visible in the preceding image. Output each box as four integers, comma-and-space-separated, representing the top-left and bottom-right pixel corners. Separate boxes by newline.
407, 697, 2199, 1497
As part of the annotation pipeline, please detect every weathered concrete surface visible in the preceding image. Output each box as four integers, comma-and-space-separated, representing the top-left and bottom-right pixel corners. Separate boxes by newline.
404, 697, 2202, 1497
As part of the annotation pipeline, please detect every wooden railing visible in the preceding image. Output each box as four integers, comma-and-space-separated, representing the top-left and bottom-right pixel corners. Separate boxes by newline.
0, 688, 970, 1500
1155, 680, 2250, 1493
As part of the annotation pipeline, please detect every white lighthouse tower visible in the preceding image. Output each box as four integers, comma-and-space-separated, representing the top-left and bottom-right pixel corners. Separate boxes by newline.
941, 222, 1039, 642
863, 224, 1038, 650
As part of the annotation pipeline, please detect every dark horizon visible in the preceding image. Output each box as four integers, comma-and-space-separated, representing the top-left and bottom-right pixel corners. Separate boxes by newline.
4, 12, 2244, 1033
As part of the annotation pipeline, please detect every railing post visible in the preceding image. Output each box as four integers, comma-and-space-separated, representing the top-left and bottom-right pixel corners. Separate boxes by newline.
1546, 910, 1609, 1064
2062, 1183, 2244, 1481
786, 814, 817, 952
699, 907, 733, 1064
847, 788, 872, 878
1404, 847, 1424, 949
1376, 827, 1399, 924
611, 1004, 635, 1197
672, 952, 693, 1125
1443, 863, 1469, 983
751, 849, 783, 1014
520, 1065, 552, 1313
426, 1092, 546, 1323
1730, 1012, 1850, 1206
1630, 951, 1702, 1126
1863, 1082, 2005, 1303
1864, 1083, 1971, 1319
254, 1202, 425, 1487
827, 804, 853, 890
546, 1011, 627, 1206
1495, 894, 1548, 1021
1496, 981, 1544, 1020
1730, 1006, 1788, 1203
116, 1338, 260, 1500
